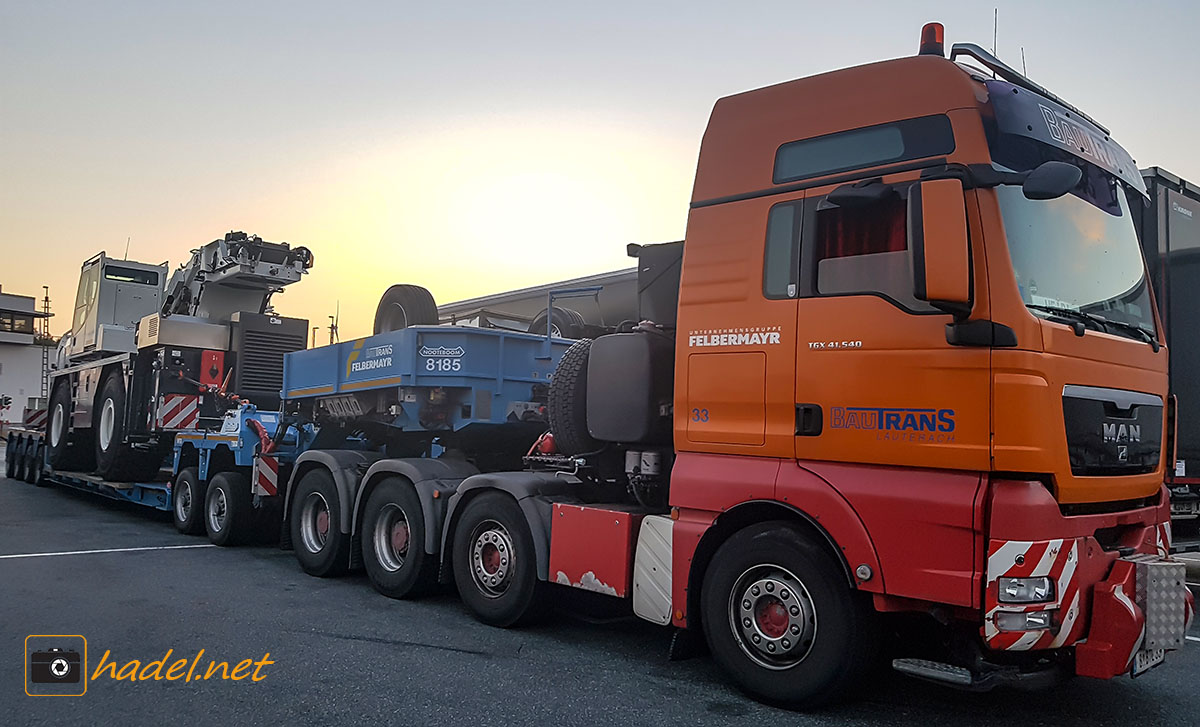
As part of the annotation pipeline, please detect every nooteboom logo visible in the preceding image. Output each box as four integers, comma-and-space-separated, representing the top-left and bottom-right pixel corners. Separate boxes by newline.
418, 345, 465, 357
830, 406, 956, 443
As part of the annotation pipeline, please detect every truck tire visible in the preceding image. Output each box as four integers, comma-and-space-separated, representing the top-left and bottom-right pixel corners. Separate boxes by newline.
374, 285, 439, 334
47, 380, 93, 471
24, 442, 43, 485
361, 476, 438, 599
548, 338, 598, 455
173, 467, 206, 535
12, 437, 28, 481
700, 522, 878, 708
528, 306, 584, 339
452, 491, 546, 627
205, 471, 252, 546
94, 371, 161, 481
289, 468, 350, 576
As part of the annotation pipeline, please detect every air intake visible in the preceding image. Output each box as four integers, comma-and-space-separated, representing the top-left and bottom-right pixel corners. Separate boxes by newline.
229, 312, 309, 409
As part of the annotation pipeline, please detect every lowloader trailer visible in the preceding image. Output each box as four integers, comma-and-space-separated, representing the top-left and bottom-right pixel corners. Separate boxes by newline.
280, 23, 1193, 708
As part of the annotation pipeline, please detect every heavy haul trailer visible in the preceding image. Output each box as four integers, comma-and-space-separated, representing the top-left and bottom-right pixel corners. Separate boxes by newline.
1133, 168, 1200, 521
296, 24, 1192, 709
4, 232, 313, 543
277, 323, 572, 588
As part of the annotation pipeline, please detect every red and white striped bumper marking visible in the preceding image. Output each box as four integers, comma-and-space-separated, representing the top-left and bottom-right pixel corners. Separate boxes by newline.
253, 455, 279, 497
157, 394, 200, 430
983, 538, 1082, 651
23, 408, 48, 429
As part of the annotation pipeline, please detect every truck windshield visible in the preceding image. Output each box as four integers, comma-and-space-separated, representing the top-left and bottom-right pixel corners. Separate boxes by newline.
997, 170, 1156, 338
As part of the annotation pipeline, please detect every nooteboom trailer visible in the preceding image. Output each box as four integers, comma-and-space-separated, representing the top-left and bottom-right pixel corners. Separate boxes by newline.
1133, 168, 1200, 523
278, 23, 1191, 709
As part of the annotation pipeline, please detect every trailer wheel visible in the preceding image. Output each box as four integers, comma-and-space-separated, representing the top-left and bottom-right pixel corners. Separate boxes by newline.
12, 439, 28, 484
5, 435, 16, 479
452, 491, 545, 627
289, 468, 350, 576
373, 284, 439, 334
173, 467, 206, 535
700, 522, 878, 708
548, 338, 599, 455
205, 471, 252, 546
362, 476, 437, 599
24, 442, 44, 485
528, 306, 584, 339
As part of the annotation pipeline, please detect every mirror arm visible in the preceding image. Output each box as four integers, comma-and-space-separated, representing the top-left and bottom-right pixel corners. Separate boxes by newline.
918, 163, 1025, 190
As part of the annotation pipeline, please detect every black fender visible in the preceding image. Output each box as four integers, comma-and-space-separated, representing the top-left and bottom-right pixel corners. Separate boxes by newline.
352, 457, 480, 554
282, 449, 384, 535
438, 471, 580, 584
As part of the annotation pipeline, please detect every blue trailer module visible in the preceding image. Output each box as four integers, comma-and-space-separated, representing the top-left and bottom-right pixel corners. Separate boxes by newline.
277, 324, 572, 598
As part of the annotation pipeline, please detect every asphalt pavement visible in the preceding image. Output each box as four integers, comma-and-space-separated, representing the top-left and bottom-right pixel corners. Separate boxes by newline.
3, 462, 1199, 726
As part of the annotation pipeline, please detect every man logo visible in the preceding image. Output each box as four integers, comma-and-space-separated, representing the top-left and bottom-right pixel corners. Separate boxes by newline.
1102, 422, 1141, 443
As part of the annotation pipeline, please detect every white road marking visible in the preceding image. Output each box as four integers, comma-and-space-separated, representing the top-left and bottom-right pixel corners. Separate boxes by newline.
1187, 636, 1200, 643
0, 544, 216, 560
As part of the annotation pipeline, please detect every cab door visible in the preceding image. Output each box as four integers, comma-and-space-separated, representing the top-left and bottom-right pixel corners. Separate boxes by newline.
792, 178, 991, 473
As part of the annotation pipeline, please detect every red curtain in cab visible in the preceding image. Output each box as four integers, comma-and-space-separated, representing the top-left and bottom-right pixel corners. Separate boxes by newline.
816, 196, 907, 260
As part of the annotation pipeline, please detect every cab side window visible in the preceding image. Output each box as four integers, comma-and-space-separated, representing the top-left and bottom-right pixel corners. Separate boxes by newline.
807, 192, 935, 312
763, 201, 801, 299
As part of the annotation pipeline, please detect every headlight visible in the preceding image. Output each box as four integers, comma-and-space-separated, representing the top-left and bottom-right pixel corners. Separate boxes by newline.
996, 609, 1054, 632
998, 576, 1054, 604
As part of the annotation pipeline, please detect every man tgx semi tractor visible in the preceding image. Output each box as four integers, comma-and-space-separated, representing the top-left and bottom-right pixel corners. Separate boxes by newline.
1134, 168, 1200, 521
278, 24, 1191, 707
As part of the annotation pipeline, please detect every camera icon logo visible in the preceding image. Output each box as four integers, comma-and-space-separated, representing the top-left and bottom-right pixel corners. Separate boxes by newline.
25, 636, 87, 696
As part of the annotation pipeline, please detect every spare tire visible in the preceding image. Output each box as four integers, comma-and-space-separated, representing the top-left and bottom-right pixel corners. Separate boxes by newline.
374, 285, 439, 334
529, 306, 584, 339
548, 338, 599, 454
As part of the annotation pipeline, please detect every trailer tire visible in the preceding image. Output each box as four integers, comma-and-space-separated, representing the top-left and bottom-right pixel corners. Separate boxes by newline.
205, 471, 252, 546
47, 380, 93, 471
173, 467, 206, 535
24, 442, 44, 485
548, 338, 598, 455
290, 468, 350, 576
452, 491, 546, 627
528, 306, 584, 339
700, 522, 878, 708
5, 435, 17, 479
374, 284, 439, 334
12, 437, 28, 481
362, 477, 438, 599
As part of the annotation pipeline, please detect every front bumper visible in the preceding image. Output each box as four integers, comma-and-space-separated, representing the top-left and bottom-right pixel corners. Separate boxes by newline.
983, 481, 1193, 677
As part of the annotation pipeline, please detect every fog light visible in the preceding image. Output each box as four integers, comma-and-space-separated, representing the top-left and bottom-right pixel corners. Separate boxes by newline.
998, 576, 1054, 604
996, 610, 1054, 632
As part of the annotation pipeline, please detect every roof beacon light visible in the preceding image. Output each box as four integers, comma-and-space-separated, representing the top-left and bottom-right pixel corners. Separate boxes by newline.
919, 22, 945, 57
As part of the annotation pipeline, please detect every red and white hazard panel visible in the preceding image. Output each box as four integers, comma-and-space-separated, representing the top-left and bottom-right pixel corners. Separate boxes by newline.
157, 394, 200, 430
253, 455, 279, 496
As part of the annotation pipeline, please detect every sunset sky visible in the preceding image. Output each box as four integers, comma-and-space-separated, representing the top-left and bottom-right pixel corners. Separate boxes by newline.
3, 1, 1197, 340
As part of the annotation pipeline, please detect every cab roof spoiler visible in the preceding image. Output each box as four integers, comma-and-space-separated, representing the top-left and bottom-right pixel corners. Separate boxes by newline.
949, 42, 1109, 135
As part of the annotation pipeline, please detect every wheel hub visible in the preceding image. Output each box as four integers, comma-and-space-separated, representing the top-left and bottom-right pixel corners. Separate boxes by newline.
299, 492, 331, 553
99, 398, 116, 451
470, 521, 514, 597
372, 502, 410, 572
731, 566, 817, 670
208, 488, 227, 533
176, 485, 192, 520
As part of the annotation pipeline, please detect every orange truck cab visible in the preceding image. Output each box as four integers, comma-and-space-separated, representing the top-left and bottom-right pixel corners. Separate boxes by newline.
437, 23, 1193, 709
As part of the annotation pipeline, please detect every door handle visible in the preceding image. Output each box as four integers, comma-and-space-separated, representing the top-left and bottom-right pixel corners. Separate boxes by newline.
796, 404, 823, 436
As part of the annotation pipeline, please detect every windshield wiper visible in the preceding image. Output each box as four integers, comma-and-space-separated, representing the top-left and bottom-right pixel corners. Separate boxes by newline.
1026, 304, 1105, 337
1026, 304, 1161, 350
1095, 317, 1161, 351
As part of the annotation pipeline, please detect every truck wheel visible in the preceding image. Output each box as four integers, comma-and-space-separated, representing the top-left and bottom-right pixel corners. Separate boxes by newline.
289, 468, 350, 576
374, 284, 439, 334
700, 522, 878, 708
205, 471, 251, 546
528, 306, 583, 339
24, 442, 44, 485
452, 491, 545, 627
548, 338, 599, 455
48, 381, 94, 471
94, 371, 130, 479
173, 467, 206, 535
362, 476, 437, 599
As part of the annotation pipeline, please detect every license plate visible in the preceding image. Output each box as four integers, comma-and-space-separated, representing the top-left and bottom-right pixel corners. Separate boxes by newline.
1132, 648, 1165, 676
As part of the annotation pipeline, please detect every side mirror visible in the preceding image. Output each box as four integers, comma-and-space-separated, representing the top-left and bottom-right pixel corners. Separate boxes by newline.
1022, 161, 1082, 200
908, 178, 970, 312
